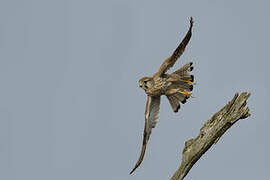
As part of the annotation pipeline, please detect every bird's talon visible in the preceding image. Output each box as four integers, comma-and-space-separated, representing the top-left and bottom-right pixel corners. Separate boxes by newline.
185, 80, 195, 85
180, 90, 192, 98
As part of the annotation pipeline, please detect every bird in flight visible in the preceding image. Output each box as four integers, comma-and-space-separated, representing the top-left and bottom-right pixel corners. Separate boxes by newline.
130, 17, 194, 174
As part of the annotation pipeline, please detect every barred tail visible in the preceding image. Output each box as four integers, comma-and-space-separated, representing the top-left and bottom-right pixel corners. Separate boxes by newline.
167, 95, 181, 112
173, 62, 194, 82
167, 62, 194, 113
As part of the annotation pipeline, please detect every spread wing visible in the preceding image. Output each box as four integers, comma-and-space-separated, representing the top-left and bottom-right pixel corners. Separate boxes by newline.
130, 96, 161, 174
154, 17, 193, 78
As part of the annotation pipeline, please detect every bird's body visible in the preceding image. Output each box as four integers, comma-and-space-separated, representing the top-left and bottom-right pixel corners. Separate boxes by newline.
130, 17, 194, 174
143, 73, 193, 97
144, 76, 167, 96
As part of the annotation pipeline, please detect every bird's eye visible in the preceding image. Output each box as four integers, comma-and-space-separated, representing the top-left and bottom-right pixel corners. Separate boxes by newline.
144, 80, 147, 84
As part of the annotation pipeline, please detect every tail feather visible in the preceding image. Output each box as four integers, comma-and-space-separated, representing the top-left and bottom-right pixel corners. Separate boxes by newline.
172, 62, 194, 85
173, 62, 193, 76
167, 91, 191, 112
167, 95, 180, 112
174, 92, 187, 103
167, 61, 194, 113
174, 81, 193, 91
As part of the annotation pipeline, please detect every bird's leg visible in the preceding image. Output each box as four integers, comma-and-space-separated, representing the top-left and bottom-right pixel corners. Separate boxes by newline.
180, 89, 193, 98
166, 89, 179, 96
185, 80, 196, 85
166, 89, 193, 98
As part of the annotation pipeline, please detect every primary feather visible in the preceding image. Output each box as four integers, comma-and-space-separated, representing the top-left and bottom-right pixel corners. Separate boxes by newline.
130, 96, 160, 174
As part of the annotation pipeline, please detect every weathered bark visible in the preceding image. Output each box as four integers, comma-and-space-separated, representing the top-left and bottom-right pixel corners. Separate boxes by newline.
170, 92, 251, 180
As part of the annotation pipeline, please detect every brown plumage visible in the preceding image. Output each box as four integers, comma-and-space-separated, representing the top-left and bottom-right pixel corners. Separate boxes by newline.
130, 17, 194, 174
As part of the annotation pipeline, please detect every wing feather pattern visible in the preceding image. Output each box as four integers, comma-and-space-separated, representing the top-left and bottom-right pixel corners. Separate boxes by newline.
154, 17, 193, 78
130, 96, 160, 174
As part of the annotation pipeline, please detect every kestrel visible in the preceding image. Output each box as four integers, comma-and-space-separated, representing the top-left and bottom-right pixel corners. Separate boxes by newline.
130, 17, 194, 174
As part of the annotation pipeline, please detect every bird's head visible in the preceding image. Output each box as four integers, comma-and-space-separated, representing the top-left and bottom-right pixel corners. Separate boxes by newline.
139, 77, 153, 91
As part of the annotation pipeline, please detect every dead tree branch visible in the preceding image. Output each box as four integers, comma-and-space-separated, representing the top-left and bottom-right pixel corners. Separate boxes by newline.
170, 92, 251, 180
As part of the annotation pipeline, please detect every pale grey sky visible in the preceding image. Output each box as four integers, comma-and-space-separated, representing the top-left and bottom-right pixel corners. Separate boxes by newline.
0, 0, 269, 179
